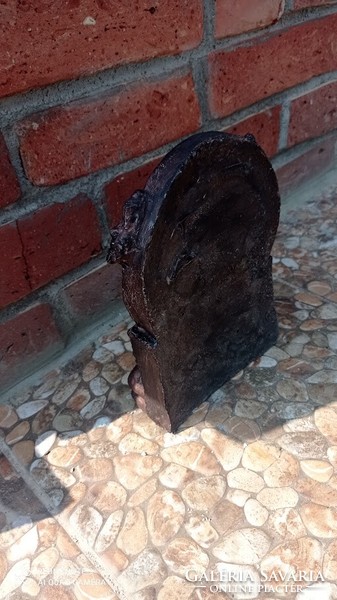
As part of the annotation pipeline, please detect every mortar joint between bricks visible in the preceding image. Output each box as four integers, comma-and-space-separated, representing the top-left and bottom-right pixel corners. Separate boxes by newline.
272, 128, 337, 169
278, 101, 291, 151
203, 68, 337, 132
0, 59, 194, 128
203, 0, 215, 45
1, 81, 335, 229
192, 58, 211, 125
93, 200, 113, 250
2, 70, 337, 227
48, 292, 76, 344
1, 126, 31, 194
1, 4, 337, 129
0, 285, 46, 326
0, 251, 109, 329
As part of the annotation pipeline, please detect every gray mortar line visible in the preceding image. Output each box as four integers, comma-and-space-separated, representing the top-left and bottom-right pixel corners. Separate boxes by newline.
0, 252, 106, 322
3, 163, 337, 398
272, 128, 337, 169
278, 101, 291, 151
202, 71, 337, 131
2, 68, 337, 230
0, 62, 193, 128
15, 220, 32, 294
0, 127, 337, 330
280, 166, 337, 212
1, 300, 127, 401
191, 0, 215, 125
0, 4, 336, 129
0, 435, 129, 599
203, 0, 215, 44
192, 59, 210, 126
1, 127, 30, 194
0, 133, 199, 226
0, 251, 114, 328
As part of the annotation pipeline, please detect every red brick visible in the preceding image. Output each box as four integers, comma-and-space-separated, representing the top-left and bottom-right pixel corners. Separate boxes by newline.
17, 195, 102, 291
0, 303, 63, 390
0, 222, 30, 309
209, 13, 337, 118
18, 74, 201, 185
0, 1, 203, 98
288, 81, 337, 147
225, 107, 281, 157
59, 263, 122, 323
294, 0, 336, 8
105, 158, 161, 228
215, 0, 284, 38
277, 137, 336, 196
0, 134, 21, 208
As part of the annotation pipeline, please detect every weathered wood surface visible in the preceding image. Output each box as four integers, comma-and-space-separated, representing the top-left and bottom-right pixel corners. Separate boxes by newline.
107, 132, 280, 432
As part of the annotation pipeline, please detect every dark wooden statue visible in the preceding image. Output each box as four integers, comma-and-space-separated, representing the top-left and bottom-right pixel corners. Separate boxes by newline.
107, 132, 280, 432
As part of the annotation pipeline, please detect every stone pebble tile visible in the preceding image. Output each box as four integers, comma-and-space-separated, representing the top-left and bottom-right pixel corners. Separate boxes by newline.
0, 454, 119, 600
1, 189, 337, 598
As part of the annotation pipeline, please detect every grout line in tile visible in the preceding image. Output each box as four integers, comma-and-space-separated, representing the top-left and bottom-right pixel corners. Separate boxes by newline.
0, 435, 129, 600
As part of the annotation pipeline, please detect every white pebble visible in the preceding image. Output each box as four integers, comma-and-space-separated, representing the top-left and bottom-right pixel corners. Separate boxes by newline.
103, 341, 125, 355
282, 257, 299, 269
257, 356, 277, 368
35, 431, 57, 458
17, 400, 48, 419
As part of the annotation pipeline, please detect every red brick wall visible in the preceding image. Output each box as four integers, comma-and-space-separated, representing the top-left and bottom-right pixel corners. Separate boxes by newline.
1, 0, 337, 389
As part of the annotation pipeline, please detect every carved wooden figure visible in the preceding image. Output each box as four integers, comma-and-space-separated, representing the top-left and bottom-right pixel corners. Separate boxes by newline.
107, 132, 280, 432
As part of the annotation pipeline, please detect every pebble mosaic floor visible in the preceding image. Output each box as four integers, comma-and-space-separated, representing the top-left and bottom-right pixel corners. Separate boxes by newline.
1, 187, 337, 599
